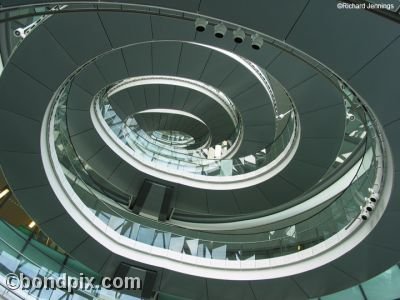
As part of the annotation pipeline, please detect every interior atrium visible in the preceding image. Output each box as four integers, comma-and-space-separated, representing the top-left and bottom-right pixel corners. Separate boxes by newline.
0, 0, 399, 299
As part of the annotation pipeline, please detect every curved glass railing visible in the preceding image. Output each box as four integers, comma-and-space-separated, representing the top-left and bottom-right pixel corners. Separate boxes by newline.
94, 88, 296, 178
150, 130, 198, 149
107, 75, 243, 130
108, 110, 219, 159
317, 81, 368, 180
104, 75, 244, 160
127, 113, 213, 151
0, 219, 139, 300
52, 77, 382, 261
172, 78, 370, 222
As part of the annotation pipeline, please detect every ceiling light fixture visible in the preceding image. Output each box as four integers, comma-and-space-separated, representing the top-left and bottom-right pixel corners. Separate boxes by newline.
233, 28, 245, 43
0, 188, 10, 200
251, 33, 264, 50
214, 23, 227, 38
195, 17, 208, 32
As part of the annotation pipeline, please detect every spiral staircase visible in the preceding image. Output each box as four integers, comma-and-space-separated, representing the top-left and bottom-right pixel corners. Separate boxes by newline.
0, 1, 399, 299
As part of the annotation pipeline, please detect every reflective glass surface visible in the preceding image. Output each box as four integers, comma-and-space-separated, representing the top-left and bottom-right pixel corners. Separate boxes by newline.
0, 220, 139, 300
51, 78, 382, 261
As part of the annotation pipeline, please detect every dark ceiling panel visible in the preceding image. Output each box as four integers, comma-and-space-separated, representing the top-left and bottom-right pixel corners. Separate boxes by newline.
280, 159, 327, 193
67, 83, 92, 110
39, 214, 89, 254
234, 187, 272, 213
287, 0, 400, 79
350, 37, 400, 126
207, 280, 256, 300
267, 51, 316, 90
290, 75, 343, 114
0, 152, 48, 190
300, 105, 345, 139
243, 124, 274, 143
292, 264, 359, 298
95, 50, 129, 83
242, 104, 275, 127
200, 51, 237, 87
170, 85, 190, 109
151, 15, 195, 40
87, 147, 122, 179
159, 270, 207, 300
152, 42, 181, 75
109, 90, 136, 120
181, 89, 204, 111
73, 63, 106, 96
206, 190, 240, 215
123, 43, 153, 77
219, 65, 258, 98
12, 26, 76, 91
108, 162, 141, 195
144, 84, 160, 109
128, 86, 148, 112
13, 185, 66, 224
294, 138, 343, 168
67, 109, 93, 136
44, 12, 112, 65
0, 110, 41, 153
251, 277, 308, 300
159, 85, 176, 108
177, 43, 211, 79
233, 84, 271, 112
98, 11, 152, 48
257, 174, 304, 207
0, 64, 52, 121
71, 129, 105, 161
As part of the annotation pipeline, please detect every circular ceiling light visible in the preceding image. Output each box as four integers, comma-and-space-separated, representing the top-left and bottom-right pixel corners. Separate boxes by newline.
251, 33, 264, 50
214, 23, 227, 38
233, 27, 245, 43
195, 17, 208, 32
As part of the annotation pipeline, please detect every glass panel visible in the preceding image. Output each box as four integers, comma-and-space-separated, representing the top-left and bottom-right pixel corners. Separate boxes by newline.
321, 286, 364, 300
362, 265, 400, 300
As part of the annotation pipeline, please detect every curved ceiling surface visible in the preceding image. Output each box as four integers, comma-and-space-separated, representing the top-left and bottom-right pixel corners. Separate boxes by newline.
0, 1, 398, 299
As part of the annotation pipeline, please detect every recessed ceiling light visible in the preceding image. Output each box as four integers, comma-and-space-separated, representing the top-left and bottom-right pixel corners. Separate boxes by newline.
28, 221, 36, 229
0, 188, 10, 200
195, 17, 208, 32
214, 23, 227, 38
233, 28, 245, 43
251, 33, 263, 50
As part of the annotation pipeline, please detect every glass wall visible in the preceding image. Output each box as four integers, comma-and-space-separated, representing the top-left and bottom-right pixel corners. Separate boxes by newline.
312, 264, 400, 300
0, 178, 141, 300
